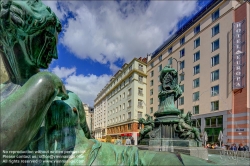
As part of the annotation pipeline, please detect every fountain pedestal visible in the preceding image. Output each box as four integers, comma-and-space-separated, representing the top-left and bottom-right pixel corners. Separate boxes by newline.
138, 65, 208, 160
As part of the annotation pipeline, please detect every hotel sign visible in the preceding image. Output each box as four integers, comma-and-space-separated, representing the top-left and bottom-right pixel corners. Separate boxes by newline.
232, 20, 245, 89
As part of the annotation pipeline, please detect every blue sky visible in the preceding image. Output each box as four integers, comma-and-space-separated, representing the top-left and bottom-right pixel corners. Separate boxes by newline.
42, 0, 212, 106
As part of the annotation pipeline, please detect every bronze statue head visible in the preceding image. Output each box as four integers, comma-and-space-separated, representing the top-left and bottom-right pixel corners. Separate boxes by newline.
0, 0, 61, 83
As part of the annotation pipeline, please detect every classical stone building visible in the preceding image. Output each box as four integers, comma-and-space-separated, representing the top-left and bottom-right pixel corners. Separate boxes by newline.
83, 103, 94, 134
94, 58, 147, 144
147, 0, 250, 146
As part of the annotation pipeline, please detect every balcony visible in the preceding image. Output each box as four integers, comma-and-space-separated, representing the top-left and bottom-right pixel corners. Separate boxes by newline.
137, 105, 143, 109
138, 67, 144, 72
138, 92, 143, 96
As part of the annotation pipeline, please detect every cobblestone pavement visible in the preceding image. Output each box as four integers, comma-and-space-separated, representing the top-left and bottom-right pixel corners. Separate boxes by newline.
208, 154, 250, 165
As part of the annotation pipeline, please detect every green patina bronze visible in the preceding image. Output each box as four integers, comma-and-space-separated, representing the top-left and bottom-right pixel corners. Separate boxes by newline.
138, 65, 202, 145
155, 65, 182, 117
0, 0, 213, 165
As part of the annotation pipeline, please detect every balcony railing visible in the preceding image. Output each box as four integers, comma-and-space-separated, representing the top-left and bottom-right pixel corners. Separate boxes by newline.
137, 105, 143, 109
138, 67, 144, 72
138, 92, 143, 96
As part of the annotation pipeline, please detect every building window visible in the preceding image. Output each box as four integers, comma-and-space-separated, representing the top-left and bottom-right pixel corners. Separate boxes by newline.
194, 24, 200, 34
158, 55, 162, 61
150, 89, 153, 96
150, 98, 153, 104
128, 112, 131, 120
150, 80, 154, 86
138, 100, 143, 108
212, 24, 220, 37
180, 37, 185, 45
168, 47, 172, 54
211, 54, 219, 67
211, 70, 219, 81
128, 88, 131, 96
138, 88, 143, 96
211, 101, 219, 111
180, 74, 184, 81
128, 100, 131, 107
150, 62, 154, 68
180, 61, 185, 70
123, 103, 125, 109
158, 64, 162, 72
193, 78, 200, 88
129, 76, 133, 83
123, 92, 125, 98
128, 66, 132, 72
138, 112, 142, 118
168, 57, 172, 65
193, 105, 199, 114
179, 97, 184, 105
212, 39, 219, 51
193, 91, 199, 101
193, 52, 200, 64
193, 64, 200, 75
158, 85, 162, 92
180, 48, 185, 58
194, 37, 200, 48
138, 64, 143, 71
180, 84, 184, 92
180, 109, 184, 114
150, 107, 153, 113
123, 114, 125, 120
212, 9, 219, 22
128, 123, 132, 130
211, 85, 219, 96
150, 70, 154, 77
138, 75, 143, 82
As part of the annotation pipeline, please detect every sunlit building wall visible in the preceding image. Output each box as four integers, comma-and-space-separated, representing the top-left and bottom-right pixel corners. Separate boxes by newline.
147, 0, 250, 146
94, 58, 147, 144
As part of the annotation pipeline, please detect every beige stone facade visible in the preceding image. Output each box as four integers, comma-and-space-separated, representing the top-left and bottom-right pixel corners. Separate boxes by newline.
147, 0, 250, 146
83, 103, 94, 133
94, 58, 147, 144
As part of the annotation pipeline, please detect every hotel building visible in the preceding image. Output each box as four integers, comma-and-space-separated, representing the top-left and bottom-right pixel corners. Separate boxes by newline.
147, 0, 250, 146
94, 58, 147, 144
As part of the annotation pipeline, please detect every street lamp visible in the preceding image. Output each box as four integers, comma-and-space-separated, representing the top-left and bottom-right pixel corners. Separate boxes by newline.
171, 58, 185, 108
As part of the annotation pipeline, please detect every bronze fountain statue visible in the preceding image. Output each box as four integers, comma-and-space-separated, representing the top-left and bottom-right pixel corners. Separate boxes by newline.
0, 0, 214, 165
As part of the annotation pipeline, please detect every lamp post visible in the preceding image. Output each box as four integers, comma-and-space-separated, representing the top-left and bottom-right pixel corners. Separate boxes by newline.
171, 58, 185, 109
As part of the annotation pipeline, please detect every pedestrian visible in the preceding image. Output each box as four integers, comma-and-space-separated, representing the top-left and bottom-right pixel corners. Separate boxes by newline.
230, 143, 237, 151
214, 143, 218, 149
221, 143, 226, 150
131, 137, 135, 145
125, 137, 131, 145
115, 136, 122, 145
238, 143, 244, 151
243, 144, 249, 151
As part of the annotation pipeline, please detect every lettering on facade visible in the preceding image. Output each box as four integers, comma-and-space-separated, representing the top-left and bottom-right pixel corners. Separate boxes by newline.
232, 20, 245, 89
235, 128, 244, 132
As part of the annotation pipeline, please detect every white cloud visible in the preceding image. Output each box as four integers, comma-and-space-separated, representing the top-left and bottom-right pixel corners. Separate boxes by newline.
52, 66, 76, 79
45, 1, 198, 73
52, 66, 111, 106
